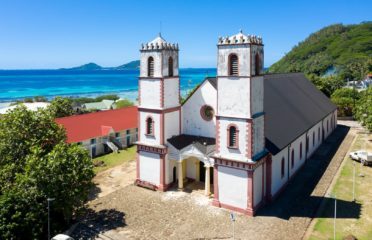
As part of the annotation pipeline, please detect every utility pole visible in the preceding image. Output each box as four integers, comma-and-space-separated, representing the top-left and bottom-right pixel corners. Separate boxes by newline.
353, 161, 356, 201
47, 198, 55, 240
230, 212, 236, 240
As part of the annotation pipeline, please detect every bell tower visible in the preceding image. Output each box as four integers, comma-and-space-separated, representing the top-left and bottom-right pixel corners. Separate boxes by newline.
215, 30, 265, 162
212, 31, 269, 216
136, 34, 181, 191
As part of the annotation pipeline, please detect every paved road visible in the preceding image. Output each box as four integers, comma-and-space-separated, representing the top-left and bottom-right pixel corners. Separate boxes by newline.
71, 125, 355, 240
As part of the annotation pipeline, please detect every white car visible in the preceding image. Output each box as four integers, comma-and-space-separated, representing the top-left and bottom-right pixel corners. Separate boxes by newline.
51, 234, 74, 240
349, 150, 372, 165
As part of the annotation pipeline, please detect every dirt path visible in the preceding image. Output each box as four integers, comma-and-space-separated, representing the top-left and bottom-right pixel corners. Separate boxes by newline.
89, 160, 136, 200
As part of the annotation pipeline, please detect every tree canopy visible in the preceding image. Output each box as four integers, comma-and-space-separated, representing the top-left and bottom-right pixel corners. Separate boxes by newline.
268, 22, 372, 80
0, 106, 94, 239
48, 97, 74, 118
115, 99, 134, 109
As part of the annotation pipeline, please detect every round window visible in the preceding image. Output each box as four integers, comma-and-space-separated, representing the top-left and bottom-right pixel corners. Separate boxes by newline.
200, 105, 214, 121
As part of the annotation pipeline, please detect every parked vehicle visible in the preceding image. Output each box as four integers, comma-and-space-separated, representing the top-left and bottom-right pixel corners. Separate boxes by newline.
51, 234, 74, 240
349, 150, 372, 165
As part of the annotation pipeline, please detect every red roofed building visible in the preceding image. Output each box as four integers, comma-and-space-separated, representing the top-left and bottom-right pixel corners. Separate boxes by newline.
56, 106, 138, 157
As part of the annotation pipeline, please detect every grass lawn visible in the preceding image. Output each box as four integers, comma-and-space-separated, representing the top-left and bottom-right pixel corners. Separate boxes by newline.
93, 145, 136, 173
309, 131, 372, 240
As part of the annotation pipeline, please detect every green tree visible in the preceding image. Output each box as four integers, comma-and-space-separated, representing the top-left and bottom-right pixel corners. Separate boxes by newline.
354, 87, 372, 131
48, 97, 74, 118
309, 74, 345, 97
0, 106, 94, 239
330, 88, 360, 117
33, 96, 48, 102
115, 99, 134, 109
95, 94, 120, 102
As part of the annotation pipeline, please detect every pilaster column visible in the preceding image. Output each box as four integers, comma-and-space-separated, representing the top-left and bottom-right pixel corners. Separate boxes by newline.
158, 154, 166, 191
212, 165, 220, 207
247, 170, 254, 216
178, 160, 183, 189
205, 165, 211, 196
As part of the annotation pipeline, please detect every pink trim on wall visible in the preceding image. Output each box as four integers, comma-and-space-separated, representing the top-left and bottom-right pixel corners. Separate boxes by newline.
248, 170, 254, 210
136, 152, 140, 180
245, 120, 253, 159
139, 106, 181, 114
158, 153, 166, 191
212, 165, 220, 207
216, 118, 221, 153
160, 113, 164, 145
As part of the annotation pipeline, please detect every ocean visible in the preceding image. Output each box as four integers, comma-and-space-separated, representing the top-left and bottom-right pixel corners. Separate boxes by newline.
0, 68, 216, 104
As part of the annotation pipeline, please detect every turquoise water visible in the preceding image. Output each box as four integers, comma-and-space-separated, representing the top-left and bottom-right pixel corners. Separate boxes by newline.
0, 68, 216, 102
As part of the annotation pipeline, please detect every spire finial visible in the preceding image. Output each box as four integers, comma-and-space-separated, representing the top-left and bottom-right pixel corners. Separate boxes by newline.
239, 29, 243, 33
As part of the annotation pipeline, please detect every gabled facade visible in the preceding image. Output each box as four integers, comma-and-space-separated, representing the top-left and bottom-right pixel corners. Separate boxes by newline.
135, 32, 337, 216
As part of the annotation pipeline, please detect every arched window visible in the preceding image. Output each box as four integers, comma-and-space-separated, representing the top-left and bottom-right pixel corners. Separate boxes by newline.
229, 54, 239, 76
168, 57, 174, 77
227, 125, 238, 148
291, 149, 294, 168
281, 157, 285, 178
318, 127, 321, 141
300, 142, 303, 159
146, 117, 154, 135
306, 136, 309, 153
255, 53, 261, 75
313, 132, 315, 146
147, 57, 154, 77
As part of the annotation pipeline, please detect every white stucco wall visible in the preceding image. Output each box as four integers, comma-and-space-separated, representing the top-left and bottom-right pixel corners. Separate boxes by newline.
164, 110, 180, 142
140, 52, 162, 78
166, 157, 176, 184
251, 45, 264, 76
139, 111, 161, 145
253, 116, 265, 156
217, 77, 251, 118
251, 76, 264, 115
161, 50, 179, 77
164, 78, 180, 109
139, 151, 160, 185
271, 147, 289, 196
218, 117, 248, 161
182, 80, 217, 138
288, 133, 306, 177
186, 157, 197, 180
139, 79, 161, 108
217, 45, 251, 76
306, 121, 323, 158
254, 165, 263, 207
322, 111, 336, 139
218, 166, 248, 209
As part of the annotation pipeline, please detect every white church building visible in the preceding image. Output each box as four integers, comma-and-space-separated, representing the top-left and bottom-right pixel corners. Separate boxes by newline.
135, 31, 337, 216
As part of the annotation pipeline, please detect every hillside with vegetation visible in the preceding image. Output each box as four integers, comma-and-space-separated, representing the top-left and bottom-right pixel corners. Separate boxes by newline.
268, 22, 372, 80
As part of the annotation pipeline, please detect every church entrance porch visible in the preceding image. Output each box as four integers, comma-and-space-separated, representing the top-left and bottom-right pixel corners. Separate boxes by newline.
173, 157, 214, 197
167, 134, 216, 196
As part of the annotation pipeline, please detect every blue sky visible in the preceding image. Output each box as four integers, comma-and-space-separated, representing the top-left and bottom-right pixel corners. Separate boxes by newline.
0, 0, 370, 69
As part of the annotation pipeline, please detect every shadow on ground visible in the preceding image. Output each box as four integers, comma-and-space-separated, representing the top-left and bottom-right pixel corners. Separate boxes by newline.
88, 183, 102, 201
256, 125, 361, 220
71, 209, 126, 239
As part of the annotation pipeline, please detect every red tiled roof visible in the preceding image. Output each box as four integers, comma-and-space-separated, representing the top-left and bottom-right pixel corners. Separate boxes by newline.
55, 106, 138, 143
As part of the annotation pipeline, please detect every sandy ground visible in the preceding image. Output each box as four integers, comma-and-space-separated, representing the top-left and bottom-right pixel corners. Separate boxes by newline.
89, 161, 136, 199
69, 123, 357, 240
